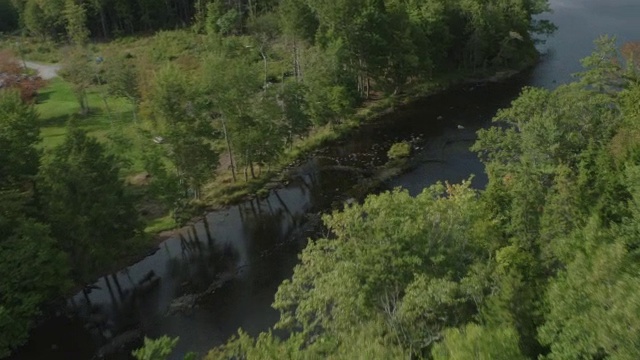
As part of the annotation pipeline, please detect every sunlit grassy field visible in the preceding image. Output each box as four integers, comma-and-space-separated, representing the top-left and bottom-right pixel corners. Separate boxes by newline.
36, 77, 137, 149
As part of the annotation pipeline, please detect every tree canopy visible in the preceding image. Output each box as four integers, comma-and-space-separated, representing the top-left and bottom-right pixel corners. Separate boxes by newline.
203, 36, 640, 360
0, 93, 141, 355
1, 0, 560, 357
0, 91, 71, 357
37, 122, 142, 283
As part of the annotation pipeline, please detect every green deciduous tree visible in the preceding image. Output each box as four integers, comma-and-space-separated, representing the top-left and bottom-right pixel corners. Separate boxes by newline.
132, 336, 179, 360
103, 54, 142, 122
37, 122, 141, 283
469, 40, 640, 360
205, 0, 240, 36
0, 90, 70, 358
63, 0, 90, 46
60, 49, 94, 115
432, 323, 525, 360
0, 90, 40, 188
278, 81, 311, 148
274, 180, 497, 357
206, 330, 306, 360
0, 220, 70, 358
147, 63, 219, 199
539, 165, 640, 360
200, 51, 261, 182
22, 0, 65, 39
302, 43, 356, 125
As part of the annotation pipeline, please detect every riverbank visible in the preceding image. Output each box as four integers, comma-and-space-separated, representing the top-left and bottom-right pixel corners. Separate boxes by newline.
136, 56, 539, 260
2, 32, 537, 234
57, 63, 525, 302
194, 57, 538, 211
9, 0, 640, 356
16, 52, 541, 360
57, 52, 539, 307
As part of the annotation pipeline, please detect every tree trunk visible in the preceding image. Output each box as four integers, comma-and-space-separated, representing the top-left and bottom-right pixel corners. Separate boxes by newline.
250, 159, 256, 179
96, 79, 113, 124
220, 117, 237, 182
93, 71, 113, 120
80, 92, 90, 116
82, 288, 92, 307
293, 38, 302, 82
131, 100, 138, 123
265, 196, 274, 214
18, 33, 28, 70
236, 0, 242, 33
248, 196, 258, 217
366, 77, 371, 99
112, 274, 124, 300
104, 275, 119, 309
248, 0, 255, 20
203, 214, 214, 246
292, 39, 297, 81
99, 7, 108, 38
260, 47, 268, 93
179, 233, 190, 254
273, 189, 292, 217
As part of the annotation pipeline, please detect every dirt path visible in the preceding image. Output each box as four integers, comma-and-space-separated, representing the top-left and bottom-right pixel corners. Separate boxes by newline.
24, 61, 60, 80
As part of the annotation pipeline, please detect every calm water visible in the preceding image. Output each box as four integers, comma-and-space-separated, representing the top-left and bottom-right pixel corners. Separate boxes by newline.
11, 1, 639, 359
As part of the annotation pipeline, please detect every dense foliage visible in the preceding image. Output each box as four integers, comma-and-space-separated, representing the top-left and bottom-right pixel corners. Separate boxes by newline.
1, 0, 555, 357
0, 0, 550, 224
128, 0, 551, 211
203, 38, 640, 359
0, 91, 141, 356
0, 91, 70, 358
0, 0, 18, 32
0, 51, 45, 102
3, 0, 555, 59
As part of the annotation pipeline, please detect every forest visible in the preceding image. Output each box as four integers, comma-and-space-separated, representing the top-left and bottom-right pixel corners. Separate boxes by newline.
0, 0, 554, 206
6, 0, 633, 358
193, 38, 640, 359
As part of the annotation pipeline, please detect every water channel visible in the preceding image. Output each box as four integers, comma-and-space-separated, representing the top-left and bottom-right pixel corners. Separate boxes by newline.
10, 0, 639, 359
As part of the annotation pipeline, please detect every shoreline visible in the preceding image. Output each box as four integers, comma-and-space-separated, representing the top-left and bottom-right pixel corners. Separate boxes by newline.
23, 56, 541, 360
61, 56, 539, 301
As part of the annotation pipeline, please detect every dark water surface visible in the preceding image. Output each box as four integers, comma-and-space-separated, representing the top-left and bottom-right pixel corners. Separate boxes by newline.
10, 1, 639, 359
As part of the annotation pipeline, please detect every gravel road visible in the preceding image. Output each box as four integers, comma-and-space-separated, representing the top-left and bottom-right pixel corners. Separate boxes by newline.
24, 61, 61, 80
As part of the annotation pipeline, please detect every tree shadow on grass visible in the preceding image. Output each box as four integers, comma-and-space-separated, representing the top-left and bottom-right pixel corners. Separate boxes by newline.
35, 89, 53, 103
41, 107, 137, 138
40, 113, 73, 128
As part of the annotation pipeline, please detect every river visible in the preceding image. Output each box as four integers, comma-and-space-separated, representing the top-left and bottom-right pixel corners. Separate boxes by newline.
10, 0, 639, 359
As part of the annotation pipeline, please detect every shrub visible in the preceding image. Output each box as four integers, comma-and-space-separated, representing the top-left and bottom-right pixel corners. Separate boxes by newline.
0, 50, 46, 103
387, 141, 412, 160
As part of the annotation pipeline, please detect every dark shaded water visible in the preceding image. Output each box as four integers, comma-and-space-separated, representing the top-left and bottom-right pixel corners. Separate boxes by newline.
10, 1, 639, 359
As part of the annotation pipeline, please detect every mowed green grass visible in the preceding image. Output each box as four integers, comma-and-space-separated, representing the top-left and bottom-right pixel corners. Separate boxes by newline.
34, 77, 174, 232
36, 78, 137, 149
35, 78, 152, 176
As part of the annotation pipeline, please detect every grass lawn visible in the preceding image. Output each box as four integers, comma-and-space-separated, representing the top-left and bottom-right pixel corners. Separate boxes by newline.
144, 214, 177, 234
34, 77, 176, 233
36, 77, 137, 149
35, 78, 153, 176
